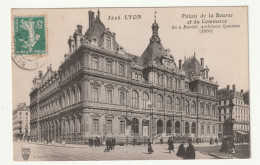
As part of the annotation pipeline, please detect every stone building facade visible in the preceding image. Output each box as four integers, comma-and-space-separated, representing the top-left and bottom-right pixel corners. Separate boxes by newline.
13, 103, 30, 141
30, 10, 219, 144
217, 85, 250, 139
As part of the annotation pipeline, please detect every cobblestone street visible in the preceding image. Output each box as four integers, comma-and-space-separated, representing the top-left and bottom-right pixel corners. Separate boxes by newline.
14, 142, 216, 161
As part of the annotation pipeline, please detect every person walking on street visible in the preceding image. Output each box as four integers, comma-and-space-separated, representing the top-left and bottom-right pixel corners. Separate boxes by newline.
133, 138, 136, 146
176, 141, 186, 159
109, 138, 113, 150
168, 137, 174, 153
105, 138, 109, 152
185, 139, 195, 159
215, 138, 218, 145
229, 141, 236, 159
147, 139, 154, 154
112, 138, 116, 150
160, 138, 163, 146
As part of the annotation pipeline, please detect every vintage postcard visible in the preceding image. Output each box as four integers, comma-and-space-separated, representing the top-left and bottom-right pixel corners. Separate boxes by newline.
12, 7, 249, 161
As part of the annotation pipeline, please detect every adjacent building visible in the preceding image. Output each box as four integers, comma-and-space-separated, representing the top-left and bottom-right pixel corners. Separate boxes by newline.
13, 103, 30, 141
29, 10, 219, 144
217, 85, 250, 141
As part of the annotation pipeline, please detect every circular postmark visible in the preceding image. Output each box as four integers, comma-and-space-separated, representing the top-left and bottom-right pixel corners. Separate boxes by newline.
12, 15, 48, 70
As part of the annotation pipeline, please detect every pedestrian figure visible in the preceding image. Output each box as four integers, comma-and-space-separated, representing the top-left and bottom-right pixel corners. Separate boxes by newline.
185, 139, 195, 159
229, 142, 235, 159
168, 137, 174, 153
89, 138, 91, 147
133, 138, 136, 146
215, 138, 218, 145
196, 138, 199, 144
160, 138, 163, 146
109, 138, 113, 150
95, 136, 99, 147
147, 139, 154, 154
111, 138, 116, 150
176, 141, 186, 159
104, 138, 109, 152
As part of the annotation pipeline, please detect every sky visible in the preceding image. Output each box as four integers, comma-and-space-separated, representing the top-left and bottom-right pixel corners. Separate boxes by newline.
12, 7, 249, 109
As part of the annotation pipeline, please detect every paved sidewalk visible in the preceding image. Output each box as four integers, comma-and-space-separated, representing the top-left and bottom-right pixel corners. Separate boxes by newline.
196, 143, 250, 159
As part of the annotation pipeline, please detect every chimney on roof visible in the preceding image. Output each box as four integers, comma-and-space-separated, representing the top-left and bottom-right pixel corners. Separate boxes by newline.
232, 85, 236, 92
179, 60, 182, 70
39, 71, 43, 78
241, 89, 244, 93
200, 58, 204, 69
227, 85, 230, 91
88, 10, 95, 28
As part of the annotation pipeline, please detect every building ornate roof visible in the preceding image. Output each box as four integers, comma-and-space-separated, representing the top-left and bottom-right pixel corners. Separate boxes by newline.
84, 10, 119, 51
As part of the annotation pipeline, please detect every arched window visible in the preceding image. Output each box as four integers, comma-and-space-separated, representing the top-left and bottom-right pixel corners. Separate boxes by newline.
157, 95, 163, 109
157, 120, 163, 134
132, 91, 139, 108
166, 120, 172, 133
106, 61, 112, 73
166, 96, 172, 110
192, 122, 196, 134
185, 122, 190, 134
184, 100, 189, 114
175, 121, 180, 133
175, 98, 180, 113
142, 92, 149, 109
191, 101, 196, 115
131, 118, 139, 134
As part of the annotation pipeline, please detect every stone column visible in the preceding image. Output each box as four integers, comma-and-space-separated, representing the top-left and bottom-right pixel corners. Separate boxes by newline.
139, 117, 142, 136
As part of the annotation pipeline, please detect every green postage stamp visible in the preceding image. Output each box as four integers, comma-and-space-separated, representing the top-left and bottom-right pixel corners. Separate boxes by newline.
14, 16, 46, 55
12, 15, 48, 70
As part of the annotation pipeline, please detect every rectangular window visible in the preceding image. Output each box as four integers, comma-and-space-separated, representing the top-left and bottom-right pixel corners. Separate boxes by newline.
106, 89, 113, 104
106, 120, 112, 133
106, 36, 111, 49
106, 61, 112, 73
92, 87, 98, 102
92, 57, 98, 70
26, 112, 28, 115
120, 121, 125, 134
119, 91, 125, 105
93, 119, 99, 133
119, 64, 125, 76
207, 126, 210, 134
